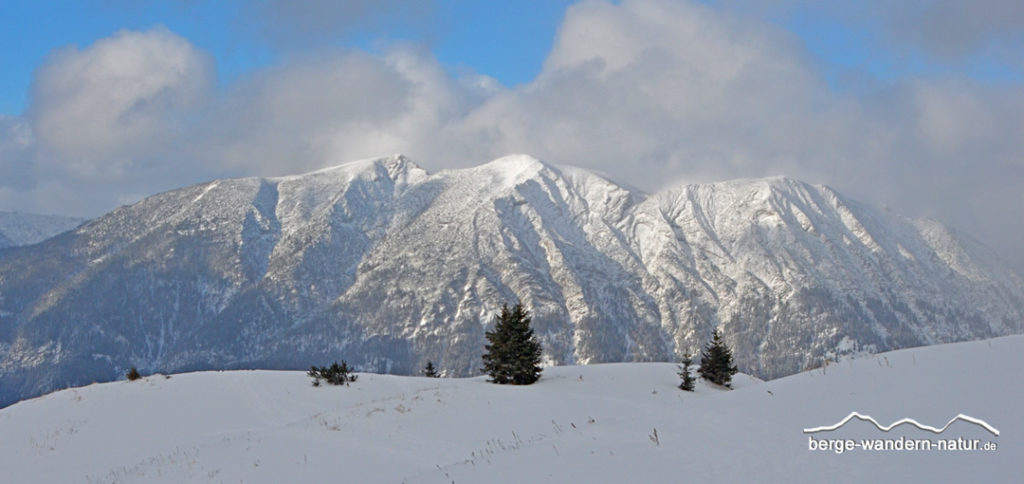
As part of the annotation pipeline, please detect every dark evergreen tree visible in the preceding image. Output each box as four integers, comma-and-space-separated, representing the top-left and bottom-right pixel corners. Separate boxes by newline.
698, 330, 738, 388
677, 352, 696, 391
481, 303, 543, 385
423, 361, 440, 378
308, 360, 358, 386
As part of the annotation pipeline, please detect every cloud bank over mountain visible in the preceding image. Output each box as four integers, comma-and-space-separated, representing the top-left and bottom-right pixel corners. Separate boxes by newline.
0, 0, 1021, 272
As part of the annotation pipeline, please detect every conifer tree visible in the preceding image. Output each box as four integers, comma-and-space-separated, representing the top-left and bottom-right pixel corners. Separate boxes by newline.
677, 352, 696, 391
423, 361, 440, 378
481, 303, 543, 385
308, 360, 358, 386
698, 330, 738, 388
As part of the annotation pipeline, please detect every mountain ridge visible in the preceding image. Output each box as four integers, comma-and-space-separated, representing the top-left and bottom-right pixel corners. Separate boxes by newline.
0, 154, 1021, 406
0, 211, 85, 249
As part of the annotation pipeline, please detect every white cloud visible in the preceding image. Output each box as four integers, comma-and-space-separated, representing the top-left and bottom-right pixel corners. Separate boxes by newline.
196, 50, 415, 173
29, 27, 212, 179
448, 0, 838, 185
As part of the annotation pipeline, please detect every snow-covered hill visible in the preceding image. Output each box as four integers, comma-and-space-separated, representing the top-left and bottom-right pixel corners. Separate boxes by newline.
0, 154, 1021, 407
0, 211, 84, 248
0, 336, 1018, 482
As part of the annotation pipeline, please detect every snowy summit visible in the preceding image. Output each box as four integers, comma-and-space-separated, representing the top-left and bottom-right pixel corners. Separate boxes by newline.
0, 154, 1021, 407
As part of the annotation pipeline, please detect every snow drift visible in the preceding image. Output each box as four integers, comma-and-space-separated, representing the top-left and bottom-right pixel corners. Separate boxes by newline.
0, 336, 1019, 482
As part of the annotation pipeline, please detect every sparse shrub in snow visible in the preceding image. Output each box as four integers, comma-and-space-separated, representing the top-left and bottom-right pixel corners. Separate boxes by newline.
308, 361, 358, 386
423, 361, 440, 378
481, 303, 543, 385
125, 367, 141, 381
698, 330, 738, 388
677, 352, 696, 391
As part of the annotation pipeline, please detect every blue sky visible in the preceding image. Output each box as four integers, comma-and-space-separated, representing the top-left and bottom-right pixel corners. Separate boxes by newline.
3, 0, 1019, 115
0, 0, 577, 114
1, 0, 1023, 271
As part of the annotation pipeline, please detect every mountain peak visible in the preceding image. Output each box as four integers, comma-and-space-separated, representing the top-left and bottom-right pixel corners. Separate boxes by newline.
484, 153, 548, 168
373, 153, 427, 184
480, 153, 552, 174
467, 154, 561, 189
1, 154, 1022, 408
289, 153, 422, 179
711, 175, 812, 193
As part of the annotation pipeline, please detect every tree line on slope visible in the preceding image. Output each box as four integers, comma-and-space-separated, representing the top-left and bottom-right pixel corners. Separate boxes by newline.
124, 302, 738, 390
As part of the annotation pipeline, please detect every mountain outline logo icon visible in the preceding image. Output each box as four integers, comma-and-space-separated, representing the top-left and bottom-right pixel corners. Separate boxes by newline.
803, 412, 999, 436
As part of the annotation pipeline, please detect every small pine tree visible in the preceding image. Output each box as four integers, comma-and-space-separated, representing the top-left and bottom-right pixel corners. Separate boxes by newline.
423, 361, 440, 378
677, 352, 696, 391
308, 361, 358, 386
698, 330, 738, 388
126, 366, 141, 381
481, 303, 543, 385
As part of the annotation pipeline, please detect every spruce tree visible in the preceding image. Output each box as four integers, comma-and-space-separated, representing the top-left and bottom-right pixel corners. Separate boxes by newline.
423, 361, 440, 378
308, 360, 358, 386
698, 330, 738, 388
481, 303, 543, 385
677, 352, 696, 391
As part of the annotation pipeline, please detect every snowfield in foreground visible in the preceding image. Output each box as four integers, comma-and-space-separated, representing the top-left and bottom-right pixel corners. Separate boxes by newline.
1, 336, 1020, 483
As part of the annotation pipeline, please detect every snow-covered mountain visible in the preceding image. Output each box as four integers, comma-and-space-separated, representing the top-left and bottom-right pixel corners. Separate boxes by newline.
0, 211, 84, 248
0, 154, 1021, 407
1, 336, 1019, 482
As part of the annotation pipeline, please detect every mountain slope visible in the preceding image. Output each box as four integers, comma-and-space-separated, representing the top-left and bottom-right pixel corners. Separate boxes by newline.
0, 211, 84, 248
0, 336, 1019, 482
0, 154, 1021, 406
629, 177, 1023, 377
